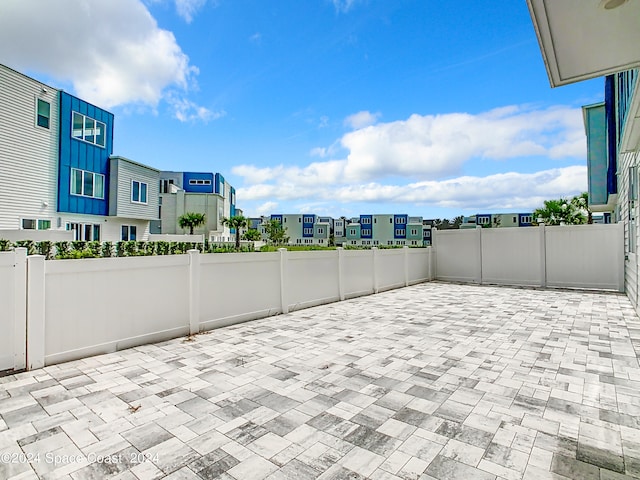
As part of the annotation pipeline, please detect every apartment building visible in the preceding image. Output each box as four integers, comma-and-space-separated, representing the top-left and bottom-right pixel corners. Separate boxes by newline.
152, 171, 237, 241
461, 213, 534, 229
0, 64, 160, 242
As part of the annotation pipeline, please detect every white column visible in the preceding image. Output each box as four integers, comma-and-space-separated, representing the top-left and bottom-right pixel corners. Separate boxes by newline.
475, 226, 483, 284
13, 248, 27, 370
539, 223, 547, 288
372, 247, 379, 294
403, 246, 410, 286
279, 248, 289, 314
337, 247, 345, 301
188, 249, 200, 335
617, 221, 625, 293
27, 255, 45, 370
431, 228, 438, 280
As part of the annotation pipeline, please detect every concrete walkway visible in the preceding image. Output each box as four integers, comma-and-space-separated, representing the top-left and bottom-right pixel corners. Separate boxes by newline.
1, 282, 640, 480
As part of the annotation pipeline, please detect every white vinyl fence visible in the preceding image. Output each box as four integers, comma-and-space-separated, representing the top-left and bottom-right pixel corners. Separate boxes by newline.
434, 224, 624, 291
19, 247, 433, 369
0, 250, 26, 372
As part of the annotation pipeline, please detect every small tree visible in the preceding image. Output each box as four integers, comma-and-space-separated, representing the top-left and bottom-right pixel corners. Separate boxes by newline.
571, 192, 593, 224
178, 212, 206, 235
242, 229, 261, 241
534, 198, 586, 225
222, 215, 248, 248
263, 219, 289, 245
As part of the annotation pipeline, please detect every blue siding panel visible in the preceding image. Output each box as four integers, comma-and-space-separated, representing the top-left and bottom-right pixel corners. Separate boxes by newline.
605, 75, 618, 196
183, 172, 214, 193
57, 92, 113, 216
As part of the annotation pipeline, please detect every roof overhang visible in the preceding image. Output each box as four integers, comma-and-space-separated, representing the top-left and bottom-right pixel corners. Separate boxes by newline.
526, 0, 640, 87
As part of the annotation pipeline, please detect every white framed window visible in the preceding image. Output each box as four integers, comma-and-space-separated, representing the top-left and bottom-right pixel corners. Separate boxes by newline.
521, 215, 532, 224
350, 229, 357, 235
395, 229, 406, 236
303, 227, 313, 235
388, 240, 393, 245
297, 239, 301, 244
22, 218, 51, 230
411, 229, 417, 235
361, 217, 371, 224
411, 240, 417, 245
132, 180, 148, 204
188, 179, 211, 185
351, 240, 357, 245
373, 240, 379, 245
36, 98, 50, 129
303, 216, 314, 223
395, 217, 407, 224
66, 223, 100, 241
362, 229, 371, 236
317, 228, 324, 234
477, 216, 490, 225
71, 168, 105, 199
72, 112, 106, 147
121, 225, 137, 241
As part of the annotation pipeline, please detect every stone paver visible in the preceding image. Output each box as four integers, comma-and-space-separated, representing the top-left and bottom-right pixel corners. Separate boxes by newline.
1, 282, 640, 479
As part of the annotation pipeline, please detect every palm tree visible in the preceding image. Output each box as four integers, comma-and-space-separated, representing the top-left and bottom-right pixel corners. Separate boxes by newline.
571, 192, 593, 224
178, 212, 206, 234
222, 215, 248, 248
242, 229, 261, 241
534, 198, 586, 225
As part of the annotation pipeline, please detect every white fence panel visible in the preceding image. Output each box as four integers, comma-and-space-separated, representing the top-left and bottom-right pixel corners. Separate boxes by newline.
286, 251, 340, 311
342, 250, 375, 298
377, 249, 406, 291
43, 255, 190, 365
0, 250, 26, 372
199, 252, 281, 329
546, 224, 624, 291
481, 228, 542, 286
435, 229, 480, 283
407, 248, 432, 284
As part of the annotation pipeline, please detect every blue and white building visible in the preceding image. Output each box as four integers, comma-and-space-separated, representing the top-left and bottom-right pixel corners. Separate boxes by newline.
153, 171, 237, 241
0, 64, 160, 242
461, 213, 534, 229
0, 64, 240, 243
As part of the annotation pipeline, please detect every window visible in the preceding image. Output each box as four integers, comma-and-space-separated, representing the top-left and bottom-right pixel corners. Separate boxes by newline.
395, 228, 406, 236
132, 181, 148, 204
160, 179, 174, 193
388, 241, 393, 245
351, 240, 357, 245
36, 99, 50, 129
303, 228, 313, 235
22, 218, 51, 230
361, 217, 371, 224
477, 216, 490, 225
521, 215, 532, 224
362, 229, 371, 236
317, 228, 324, 234
373, 240, 379, 245
297, 239, 301, 244
395, 217, 406, 224
303, 216, 314, 223
188, 179, 211, 185
71, 168, 105, 199
66, 223, 100, 241
121, 225, 137, 241
72, 112, 106, 147
411, 229, 417, 235
350, 229, 357, 235
412, 241, 417, 245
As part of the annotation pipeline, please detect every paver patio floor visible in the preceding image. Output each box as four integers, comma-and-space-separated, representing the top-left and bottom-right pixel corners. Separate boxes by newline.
2, 282, 640, 480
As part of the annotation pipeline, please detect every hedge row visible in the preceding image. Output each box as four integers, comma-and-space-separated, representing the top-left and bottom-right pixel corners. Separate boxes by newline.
0, 239, 253, 260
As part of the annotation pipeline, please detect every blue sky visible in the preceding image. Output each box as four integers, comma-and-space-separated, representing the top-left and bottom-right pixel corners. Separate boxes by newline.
0, 0, 603, 219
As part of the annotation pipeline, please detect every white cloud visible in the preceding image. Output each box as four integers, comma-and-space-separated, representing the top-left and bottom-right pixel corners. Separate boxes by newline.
0, 0, 211, 117
234, 105, 588, 214
255, 201, 278, 216
339, 105, 585, 181
249, 32, 262, 44
332, 0, 360, 13
237, 166, 587, 212
175, 0, 207, 23
344, 110, 381, 129
166, 94, 225, 122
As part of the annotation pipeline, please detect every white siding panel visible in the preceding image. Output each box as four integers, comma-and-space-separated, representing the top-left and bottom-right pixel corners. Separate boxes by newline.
110, 157, 160, 220
0, 65, 58, 230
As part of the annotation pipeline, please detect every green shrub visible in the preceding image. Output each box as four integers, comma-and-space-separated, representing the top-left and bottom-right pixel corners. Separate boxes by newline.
15, 240, 36, 255
87, 241, 102, 257
102, 241, 114, 258
0, 239, 12, 251
37, 241, 54, 259
55, 241, 70, 257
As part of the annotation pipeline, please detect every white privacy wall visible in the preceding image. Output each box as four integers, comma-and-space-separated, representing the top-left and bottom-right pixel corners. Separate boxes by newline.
0, 250, 26, 372
20, 247, 433, 369
546, 224, 624, 290
199, 252, 282, 330
433, 224, 624, 291
41, 255, 191, 366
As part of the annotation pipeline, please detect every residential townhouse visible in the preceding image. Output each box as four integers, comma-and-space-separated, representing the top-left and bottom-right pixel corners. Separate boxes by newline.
526, 0, 640, 310
255, 213, 431, 247
0, 64, 238, 243
153, 171, 237, 241
461, 213, 534, 229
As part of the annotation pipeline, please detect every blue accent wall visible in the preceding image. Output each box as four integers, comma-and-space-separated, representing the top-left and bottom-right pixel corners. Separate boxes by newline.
302, 214, 315, 237
518, 213, 533, 227
183, 172, 214, 193
271, 214, 283, 224
230, 186, 236, 217
584, 104, 608, 206
57, 92, 113, 215
360, 215, 372, 238
394, 214, 407, 238
215, 173, 225, 195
